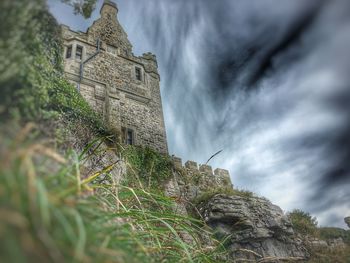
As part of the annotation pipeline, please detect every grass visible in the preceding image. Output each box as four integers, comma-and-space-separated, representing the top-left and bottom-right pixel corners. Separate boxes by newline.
288, 209, 350, 262
307, 246, 350, 263
319, 227, 350, 245
192, 188, 255, 207
0, 123, 227, 263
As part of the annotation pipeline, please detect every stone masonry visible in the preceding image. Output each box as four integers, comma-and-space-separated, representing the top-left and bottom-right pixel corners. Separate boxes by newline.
171, 156, 233, 200
61, 0, 168, 153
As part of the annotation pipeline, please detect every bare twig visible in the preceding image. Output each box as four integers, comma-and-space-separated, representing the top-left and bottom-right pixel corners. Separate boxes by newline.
205, 150, 223, 165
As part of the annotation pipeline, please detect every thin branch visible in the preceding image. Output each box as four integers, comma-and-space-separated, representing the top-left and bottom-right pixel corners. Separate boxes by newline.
205, 150, 223, 165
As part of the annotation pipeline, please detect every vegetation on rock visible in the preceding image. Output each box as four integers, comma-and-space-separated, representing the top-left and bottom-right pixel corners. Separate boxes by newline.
192, 188, 255, 206
121, 145, 173, 190
288, 209, 318, 236
289, 209, 350, 262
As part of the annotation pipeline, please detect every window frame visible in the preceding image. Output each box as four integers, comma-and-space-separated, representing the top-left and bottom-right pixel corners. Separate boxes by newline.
76, 45, 83, 60
126, 129, 134, 145
135, 67, 142, 81
122, 127, 135, 145
66, 45, 72, 59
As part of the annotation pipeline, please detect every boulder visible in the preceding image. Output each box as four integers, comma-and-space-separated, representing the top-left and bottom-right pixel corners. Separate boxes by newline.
197, 194, 308, 261
345, 217, 350, 228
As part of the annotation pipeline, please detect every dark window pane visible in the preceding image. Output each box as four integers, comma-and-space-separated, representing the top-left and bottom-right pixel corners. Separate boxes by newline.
135, 67, 141, 81
76, 45, 83, 60
66, 45, 72, 58
127, 130, 133, 145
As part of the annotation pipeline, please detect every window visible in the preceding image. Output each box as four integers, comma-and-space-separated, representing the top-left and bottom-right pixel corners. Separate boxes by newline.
127, 130, 134, 145
66, 45, 72, 59
122, 127, 134, 145
135, 67, 142, 81
76, 45, 83, 60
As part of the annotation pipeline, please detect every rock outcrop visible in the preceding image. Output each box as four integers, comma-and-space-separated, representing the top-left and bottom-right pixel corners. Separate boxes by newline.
197, 194, 308, 261
345, 217, 350, 228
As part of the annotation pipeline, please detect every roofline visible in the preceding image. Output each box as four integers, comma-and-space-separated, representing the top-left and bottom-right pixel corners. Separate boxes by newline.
101, 0, 118, 13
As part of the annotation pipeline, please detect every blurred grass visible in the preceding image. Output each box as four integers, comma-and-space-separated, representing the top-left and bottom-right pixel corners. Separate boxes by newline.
0, 123, 226, 262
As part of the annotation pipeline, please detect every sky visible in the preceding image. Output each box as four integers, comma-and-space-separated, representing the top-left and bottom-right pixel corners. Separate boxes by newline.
48, 0, 350, 228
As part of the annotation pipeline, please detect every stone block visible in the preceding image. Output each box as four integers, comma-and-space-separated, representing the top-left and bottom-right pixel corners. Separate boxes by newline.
199, 164, 213, 175
172, 156, 182, 169
214, 168, 232, 187
185, 161, 198, 171
214, 168, 230, 178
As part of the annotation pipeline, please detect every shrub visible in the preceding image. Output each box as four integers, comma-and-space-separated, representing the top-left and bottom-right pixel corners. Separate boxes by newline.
319, 227, 350, 244
288, 209, 318, 236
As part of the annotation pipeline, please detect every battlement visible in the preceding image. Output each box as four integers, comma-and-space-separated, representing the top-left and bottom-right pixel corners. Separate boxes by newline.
172, 156, 233, 188
142, 52, 157, 62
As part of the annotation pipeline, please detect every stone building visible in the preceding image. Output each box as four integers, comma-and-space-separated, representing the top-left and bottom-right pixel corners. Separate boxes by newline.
61, 0, 168, 153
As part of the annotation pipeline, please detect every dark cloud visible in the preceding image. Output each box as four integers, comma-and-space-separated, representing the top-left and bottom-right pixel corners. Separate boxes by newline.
49, 0, 350, 227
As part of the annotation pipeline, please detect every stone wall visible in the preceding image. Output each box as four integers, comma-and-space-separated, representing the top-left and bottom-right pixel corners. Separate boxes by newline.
172, 156, 232, 187
171, 156, 233, 200
61, 1, 168, 154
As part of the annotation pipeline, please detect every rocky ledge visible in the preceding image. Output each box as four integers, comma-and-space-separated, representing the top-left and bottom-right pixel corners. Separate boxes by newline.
345, 216, 350, 228
197, 194, 308, 262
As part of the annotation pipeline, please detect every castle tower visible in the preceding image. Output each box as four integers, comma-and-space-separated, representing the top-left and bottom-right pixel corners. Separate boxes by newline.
61, 0, 168, 154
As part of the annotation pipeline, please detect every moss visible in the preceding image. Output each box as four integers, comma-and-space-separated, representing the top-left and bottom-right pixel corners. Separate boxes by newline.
121, 145, 173, 190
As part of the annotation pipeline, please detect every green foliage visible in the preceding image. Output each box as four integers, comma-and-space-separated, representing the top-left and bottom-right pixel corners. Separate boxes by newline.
0, 0, 63, 118
61, 0, 97, 18
319, 227, 350, 245
0, 0, 109, 135
0, 126, 227, 263
121, 145, 173, 190
192, 188, 254, 206
48, 77, 107, 134
288, 209, 318, 236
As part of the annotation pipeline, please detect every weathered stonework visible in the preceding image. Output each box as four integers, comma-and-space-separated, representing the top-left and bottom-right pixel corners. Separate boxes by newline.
171, 156, 233, 200
61, 0, 168, 153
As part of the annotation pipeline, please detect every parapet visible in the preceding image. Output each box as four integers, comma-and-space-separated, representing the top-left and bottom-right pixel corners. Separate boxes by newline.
172, 156, 182, 170
142, 52, 157, 63
171, 156, 233, 187
185, 160, 198, 171
140, 52, 159, 77
214, 168, 230, 178
199, 164, 213, 175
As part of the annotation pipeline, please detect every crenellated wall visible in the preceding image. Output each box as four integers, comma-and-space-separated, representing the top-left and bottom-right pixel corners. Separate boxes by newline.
171, 156, 233, 194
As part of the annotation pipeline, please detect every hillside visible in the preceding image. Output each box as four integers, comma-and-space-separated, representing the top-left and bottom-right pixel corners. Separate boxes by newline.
0, 0, 349, 262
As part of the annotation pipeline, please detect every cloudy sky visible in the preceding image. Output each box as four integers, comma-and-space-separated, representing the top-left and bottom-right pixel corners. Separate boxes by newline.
49, 0, 350, 228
